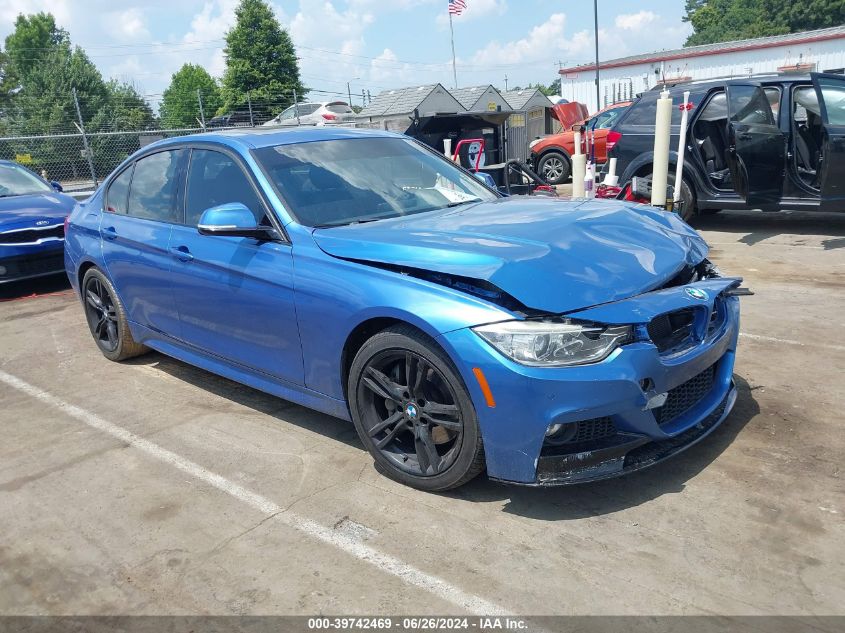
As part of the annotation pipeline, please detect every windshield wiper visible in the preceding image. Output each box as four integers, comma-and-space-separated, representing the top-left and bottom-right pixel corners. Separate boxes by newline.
444, 198, 483, 208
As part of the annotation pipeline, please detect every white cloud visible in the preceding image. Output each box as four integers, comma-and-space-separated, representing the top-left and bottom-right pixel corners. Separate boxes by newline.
107, 8, 150, 40
615, 11, 658, 31
469, 13, 591, 67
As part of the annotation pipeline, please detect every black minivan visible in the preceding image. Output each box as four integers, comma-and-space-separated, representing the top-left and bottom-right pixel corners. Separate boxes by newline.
603, 72, 845, 219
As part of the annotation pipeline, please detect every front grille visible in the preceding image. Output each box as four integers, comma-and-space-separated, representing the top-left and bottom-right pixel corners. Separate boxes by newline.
0, 225, 64, 245
0, 251, 65, 280
572, 417, 617, 443
647, 308, 695, 352
707, 297, 725, 337
653, 364, 717, 425
541, 416, 618, 455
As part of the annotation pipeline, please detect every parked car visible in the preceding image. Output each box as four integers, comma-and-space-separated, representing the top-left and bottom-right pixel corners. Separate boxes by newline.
529, 101, 631, 184
207, 107, 273, 128
262, 101, 355, 127
0, 160, 76, 284
65, 127, 743, 490
603, 72, 845, 220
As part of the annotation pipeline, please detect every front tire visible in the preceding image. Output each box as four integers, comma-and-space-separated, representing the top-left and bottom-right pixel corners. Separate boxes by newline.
537, 151, 570, 185
347, 325, 485, 491
81, 267, 149, 361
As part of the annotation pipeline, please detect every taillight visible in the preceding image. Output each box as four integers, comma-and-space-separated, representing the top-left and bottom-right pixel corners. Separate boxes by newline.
63, 215, 70, 236
606, 130, 622, 152
322, 113, 338, 121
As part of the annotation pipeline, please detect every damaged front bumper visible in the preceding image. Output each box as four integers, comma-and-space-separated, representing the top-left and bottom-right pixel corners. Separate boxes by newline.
438, 277, 742, 485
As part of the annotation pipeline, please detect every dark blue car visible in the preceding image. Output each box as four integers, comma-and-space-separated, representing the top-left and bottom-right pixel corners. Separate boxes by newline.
0, 160, 76, 284
65, 128, 743, 490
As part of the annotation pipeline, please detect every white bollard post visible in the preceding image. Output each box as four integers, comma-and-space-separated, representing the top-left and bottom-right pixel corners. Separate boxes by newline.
605, 157, 618, 187
443, 138, 453, 160
571, 128, 586, 198
673, 91, 691, 205
651, 89, 673, 207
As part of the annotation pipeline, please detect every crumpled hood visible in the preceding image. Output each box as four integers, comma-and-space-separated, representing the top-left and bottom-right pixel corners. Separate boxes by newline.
0, 192, 76, 229
312, 197, 709, 314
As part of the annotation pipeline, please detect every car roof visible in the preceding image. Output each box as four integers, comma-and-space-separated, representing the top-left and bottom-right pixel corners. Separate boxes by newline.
650, 73, 814, 94
146, 126, 400, 152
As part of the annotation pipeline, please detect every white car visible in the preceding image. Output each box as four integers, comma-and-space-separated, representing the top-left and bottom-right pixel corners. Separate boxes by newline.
263, 101, 355, 127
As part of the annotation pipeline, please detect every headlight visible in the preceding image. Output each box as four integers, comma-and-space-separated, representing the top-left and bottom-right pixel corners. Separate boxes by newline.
529, 138, 541, 149
473, 319, 633, 367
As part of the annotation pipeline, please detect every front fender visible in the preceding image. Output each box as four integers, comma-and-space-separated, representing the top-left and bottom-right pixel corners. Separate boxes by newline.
292, 236, 515, 399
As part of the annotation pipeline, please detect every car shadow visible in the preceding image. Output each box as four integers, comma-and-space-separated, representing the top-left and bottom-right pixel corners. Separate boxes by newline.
0, 274, 71, 301
447, 375, 759, 520
689, 209, 845, 249
123, 352, 364, 451
127, 351, 758, 518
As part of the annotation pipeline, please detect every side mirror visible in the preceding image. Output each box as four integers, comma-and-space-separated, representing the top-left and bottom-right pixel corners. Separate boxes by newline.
51, 181, 63, 192
197, 202, 273, 239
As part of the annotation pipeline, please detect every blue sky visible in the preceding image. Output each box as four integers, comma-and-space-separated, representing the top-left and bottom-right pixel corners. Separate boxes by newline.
0, 0, 692, 106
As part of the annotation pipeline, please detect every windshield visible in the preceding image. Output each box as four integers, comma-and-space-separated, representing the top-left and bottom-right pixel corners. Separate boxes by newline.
253, 137, 498, 227
0, 163, 52, 197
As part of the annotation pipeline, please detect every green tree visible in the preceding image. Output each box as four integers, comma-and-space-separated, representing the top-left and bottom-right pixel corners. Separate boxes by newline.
684, 0, 845, 46
221, 0, 304, 115
4, 12, 69, 83
160, 63, 222, 128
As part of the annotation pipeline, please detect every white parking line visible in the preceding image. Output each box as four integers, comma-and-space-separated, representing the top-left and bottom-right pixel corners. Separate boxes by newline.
0, 369, 510, 617
739, 332, 845, 353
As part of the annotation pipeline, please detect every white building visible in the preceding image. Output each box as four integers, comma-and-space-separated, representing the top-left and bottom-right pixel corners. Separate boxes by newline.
559, 26, 845, 113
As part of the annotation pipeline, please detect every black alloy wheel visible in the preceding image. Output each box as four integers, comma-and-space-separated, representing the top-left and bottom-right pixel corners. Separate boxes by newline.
348, 326, 485, 491
81, 268, 148, 361
84, 274, 119, 353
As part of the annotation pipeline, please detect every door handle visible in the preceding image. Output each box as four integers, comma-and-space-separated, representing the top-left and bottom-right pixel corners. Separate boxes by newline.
737, 133, 753, 141
102, 226, 117, 241
169, 245, 194, 262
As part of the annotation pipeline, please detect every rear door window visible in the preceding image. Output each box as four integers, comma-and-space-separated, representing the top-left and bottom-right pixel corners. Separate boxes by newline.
126, 149, 187, 223
185, 149, 266, 226
106, 165, 133, 214
728, 86, 776, 125
623, 96, 683, 126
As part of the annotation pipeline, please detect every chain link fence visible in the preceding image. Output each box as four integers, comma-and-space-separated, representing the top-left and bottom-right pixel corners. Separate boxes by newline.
0, 87, 371, 195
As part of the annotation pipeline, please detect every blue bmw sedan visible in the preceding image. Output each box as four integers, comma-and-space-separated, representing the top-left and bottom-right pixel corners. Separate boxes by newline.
65, 127, 742, 490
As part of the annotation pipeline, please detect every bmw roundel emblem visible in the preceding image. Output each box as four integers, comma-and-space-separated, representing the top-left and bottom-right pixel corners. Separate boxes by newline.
685, 287, 709, 301
405, 403, 418, 419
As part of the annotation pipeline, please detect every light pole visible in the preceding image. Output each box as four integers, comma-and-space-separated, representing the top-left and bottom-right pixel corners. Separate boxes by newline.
594, 0, 601, 110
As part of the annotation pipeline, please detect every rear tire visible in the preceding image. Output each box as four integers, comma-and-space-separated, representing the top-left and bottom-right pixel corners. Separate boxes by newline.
645, 171, 696, 222
347, 325, 485, 491
81, 267, 149, 362
537, 151, 571, 185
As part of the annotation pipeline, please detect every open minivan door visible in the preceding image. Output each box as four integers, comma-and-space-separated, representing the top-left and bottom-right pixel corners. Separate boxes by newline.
724, 83, 785, 208
811, 73, 845, 212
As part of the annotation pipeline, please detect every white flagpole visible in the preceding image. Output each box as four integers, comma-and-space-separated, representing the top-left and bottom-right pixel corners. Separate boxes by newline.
449, 11, 458, 89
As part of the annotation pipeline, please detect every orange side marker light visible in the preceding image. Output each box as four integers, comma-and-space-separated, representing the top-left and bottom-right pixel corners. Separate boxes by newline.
472, 367, 496, 408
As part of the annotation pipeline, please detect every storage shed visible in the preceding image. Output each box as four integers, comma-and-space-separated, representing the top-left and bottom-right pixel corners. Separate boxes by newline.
502, 88, 554, 162
450, 85, 511, 113
357, 84, 465, 131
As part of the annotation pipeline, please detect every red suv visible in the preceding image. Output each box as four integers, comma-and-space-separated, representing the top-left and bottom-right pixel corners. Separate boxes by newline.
529, 102, 631, 184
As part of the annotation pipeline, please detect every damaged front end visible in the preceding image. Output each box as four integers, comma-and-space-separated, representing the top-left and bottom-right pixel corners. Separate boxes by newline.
439, 262, 745, 486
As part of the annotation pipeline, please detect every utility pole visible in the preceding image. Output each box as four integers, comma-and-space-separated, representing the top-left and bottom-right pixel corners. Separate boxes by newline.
72, 87, 97, 187
197, 89, 206, 130
593, 0, 601, 112
347, 81, 353, 106
504, 74, 508, 91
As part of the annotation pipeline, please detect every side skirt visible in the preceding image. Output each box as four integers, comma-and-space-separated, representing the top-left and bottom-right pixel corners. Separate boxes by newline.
130, 321, 351, 422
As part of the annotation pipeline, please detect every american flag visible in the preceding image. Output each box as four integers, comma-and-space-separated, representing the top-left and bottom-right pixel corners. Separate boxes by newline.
448, 0, 466, 15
